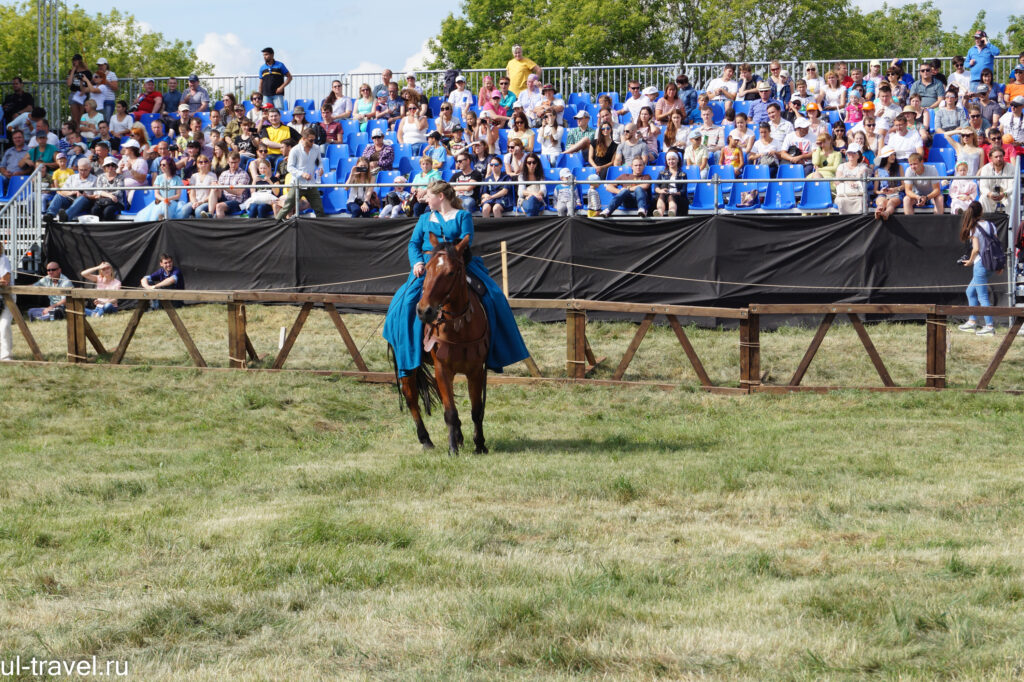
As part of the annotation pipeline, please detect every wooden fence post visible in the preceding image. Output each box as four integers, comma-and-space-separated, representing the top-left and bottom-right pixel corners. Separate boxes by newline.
926, 312, 947, 389
65, 297, 87, 363
739, 312, 760, 391
566, 309, 587, 379
227, 302, 247, 368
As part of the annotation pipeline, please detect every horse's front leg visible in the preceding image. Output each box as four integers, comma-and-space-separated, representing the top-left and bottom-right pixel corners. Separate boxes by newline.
400, 373, 433, 450
467, 364, 488, 454
434, 361, 462, 455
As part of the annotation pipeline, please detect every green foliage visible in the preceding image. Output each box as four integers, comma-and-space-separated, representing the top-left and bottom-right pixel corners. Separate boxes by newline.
0, 1, 211, 82
428, 0, 1016, 69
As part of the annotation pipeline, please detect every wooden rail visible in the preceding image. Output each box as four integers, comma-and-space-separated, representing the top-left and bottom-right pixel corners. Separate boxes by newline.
3, 287, 1022, 392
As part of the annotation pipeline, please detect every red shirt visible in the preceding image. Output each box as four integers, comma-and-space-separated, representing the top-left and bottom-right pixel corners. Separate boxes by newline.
132, 90, 162, 120
982, 143, 1019, 164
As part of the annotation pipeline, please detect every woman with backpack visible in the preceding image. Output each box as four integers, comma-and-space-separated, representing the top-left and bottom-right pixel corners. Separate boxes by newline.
958, 200, 1002, 336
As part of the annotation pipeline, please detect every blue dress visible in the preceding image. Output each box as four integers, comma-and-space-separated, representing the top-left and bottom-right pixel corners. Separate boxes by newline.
134, 175, 187, 221
383, 209, 529, 376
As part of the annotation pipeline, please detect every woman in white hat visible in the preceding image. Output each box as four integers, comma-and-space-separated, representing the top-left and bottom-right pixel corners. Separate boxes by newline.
872, 146, 902, 220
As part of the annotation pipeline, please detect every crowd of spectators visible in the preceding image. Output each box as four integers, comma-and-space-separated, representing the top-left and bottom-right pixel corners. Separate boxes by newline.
2, 35, 1023, 220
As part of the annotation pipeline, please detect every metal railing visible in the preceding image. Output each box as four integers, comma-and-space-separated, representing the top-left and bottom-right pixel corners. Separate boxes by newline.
0, 166, 44, 268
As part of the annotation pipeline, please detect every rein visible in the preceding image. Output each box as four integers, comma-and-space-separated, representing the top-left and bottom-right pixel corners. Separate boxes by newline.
424, 247, 487, 343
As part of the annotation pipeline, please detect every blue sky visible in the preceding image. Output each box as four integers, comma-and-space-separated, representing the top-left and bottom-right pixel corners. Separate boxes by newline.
71, 0, 1015, 78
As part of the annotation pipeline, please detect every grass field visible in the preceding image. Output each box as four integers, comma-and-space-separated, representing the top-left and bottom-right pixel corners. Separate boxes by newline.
2, 308, 1024, 680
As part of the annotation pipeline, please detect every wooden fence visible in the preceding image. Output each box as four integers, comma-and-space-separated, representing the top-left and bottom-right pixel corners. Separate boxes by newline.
3, 287, 1023, 393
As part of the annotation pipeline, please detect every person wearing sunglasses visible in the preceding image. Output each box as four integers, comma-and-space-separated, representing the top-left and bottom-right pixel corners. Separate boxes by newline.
27, 261, 72, 321
353, 83, 376, 132
184, 154, 219, 218
480, 156, 512, 217
909, 64, 943, 108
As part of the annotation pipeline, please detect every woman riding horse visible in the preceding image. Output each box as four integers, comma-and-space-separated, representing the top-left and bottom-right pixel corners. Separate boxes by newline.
383, 179, 529, 378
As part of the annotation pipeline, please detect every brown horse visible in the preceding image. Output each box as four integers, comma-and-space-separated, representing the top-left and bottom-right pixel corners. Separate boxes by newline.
398, 232, 490, 455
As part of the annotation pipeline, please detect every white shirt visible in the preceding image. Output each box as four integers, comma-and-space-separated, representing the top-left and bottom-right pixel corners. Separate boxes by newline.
782, 130, 814, 154
998, 111, 1024, 143
948, 71, 971, 102
768, 118, 794, 145
516, 88, 543, 116
752, 138, 780, 162
978, 162, 1014, 197
64, 173, 98, 192
331, 97, 352, 119
97, 70, 118, 103
850, 118, 890, 135
705, 78, 737, 101
804, 77, 826, 98
287, 143, 324, 179
0, 254, 13, 305
886, 128, 923, 160
623, 95, 652, 121
447, 89, 474, 109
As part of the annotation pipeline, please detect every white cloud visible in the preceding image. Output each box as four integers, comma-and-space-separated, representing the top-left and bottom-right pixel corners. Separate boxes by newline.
348, 61, 386, 78
195, 32, 253, 77
402, 40, 434, 75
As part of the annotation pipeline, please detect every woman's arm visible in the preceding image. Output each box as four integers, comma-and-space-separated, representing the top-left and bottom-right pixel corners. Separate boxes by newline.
966, 234, 981, 265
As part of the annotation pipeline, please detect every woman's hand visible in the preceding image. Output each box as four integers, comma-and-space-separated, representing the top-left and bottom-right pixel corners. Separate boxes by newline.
413, 262, 425, 277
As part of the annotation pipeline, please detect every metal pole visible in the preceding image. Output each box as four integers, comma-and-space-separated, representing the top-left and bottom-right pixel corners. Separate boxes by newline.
36, 0, 60, 124
1010, 155, 1021, 312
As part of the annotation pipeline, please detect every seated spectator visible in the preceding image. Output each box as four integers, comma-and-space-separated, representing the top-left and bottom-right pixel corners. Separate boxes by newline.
135, 159, 186, 221
479, 114, 502, 155
380, 82, 404, 127
736, 62, 761, 101
397, 102, 428, 154
982, 126, 1017, 164
480, 156, 513, 218
902, 152, 944, 215
834, 144, 870, 214
831, 121, 849, 153
402, 88, 428, 119
848, 67, 875, 101
28, 262, 72, 321
873, 147, 902, 220
423, 131, 448, 170
43, 158, 97, 223
212, 152, 249, 218
705, 65, 738, 111
435, 102, 458, 140
210, 141, 230, 175
507, 111, 534, 153
352, 83, 375, 132
780, 118, 815, 173
654, 149, 688, 216
874, 86, 902, 125
183, 75, 210, 113
448, 125, 469, 160
683, 129, 710, 177
693, 105, 724, 152
184, 155, 218, 218
615, 123, 649, 167
161, 78, 182, 114
802, 63, 826, 103
345, 161, 379, 217
232, 118, 260, 158
140, 254, 183, 295
532, 83, 565, 126
90, 157, 125, 220
246, 92, 264, 123
597, 93, 620, 126
478, 75, 497, 106
3, 77, 34, 124
79, 98, 103, 141
496, 76, 516, 111
884, 112, 923, 161
467, 138, 492, 174
92, 121, 120, 154
589, 121, 618, 179
635, 106, 660, 158
49, 152, 73, 192
1000, 95, 1024, 145
948, 57, 971, 104
410, 155, 441, 217
324, 80, 352, 120
886, 67, 909, 105
904, 96, 931, 145
599, 156, 651, 217
676, 74, 699, 117
822, 70, 845, 112
261, 108, 299, 157
517, 153, 547, 216
241, 158, 279, 218
287, 105, 309, 136
948, 161, 979, 214
107, 100, 132, 136
81, 261, 121, 317
517, 75, 544, 125
808, 133, 841, 179
451, 152, 482, 213
1, 130, 29, 179
978, 147, 1013, 212
655, 81, 685, 123
934, 90, 968, 133
803, 103, 828, 139
845, 88, 866, 125
313, 105, 342, 144
25, 130, 57, 177
719, 133, 744, 171
550, 168, 576, 216
448, 74, 474, 111
117, 139, 148, 187
566, 109, 596, 155
207, 108, 226, 137
748, 123, 780, 175
362, 128, 394, 172
851, 130, 877, 165
979, 68, 1003, 107
131, 78, 163, 121
504, 136, 527, 177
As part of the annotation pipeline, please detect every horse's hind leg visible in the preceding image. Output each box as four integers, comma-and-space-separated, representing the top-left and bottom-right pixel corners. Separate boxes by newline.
467, 365, 488, 454
400, 374, 433, 450
435, 363, 462, 455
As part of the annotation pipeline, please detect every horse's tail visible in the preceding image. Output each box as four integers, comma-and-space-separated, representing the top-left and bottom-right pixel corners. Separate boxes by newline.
415, 361, 440, 416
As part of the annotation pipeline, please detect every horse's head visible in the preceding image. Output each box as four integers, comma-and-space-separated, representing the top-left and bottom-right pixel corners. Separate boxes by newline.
417, 232, 471, 324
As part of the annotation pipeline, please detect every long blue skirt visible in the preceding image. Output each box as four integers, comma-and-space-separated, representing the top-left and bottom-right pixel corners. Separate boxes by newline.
383, 256, 529, 376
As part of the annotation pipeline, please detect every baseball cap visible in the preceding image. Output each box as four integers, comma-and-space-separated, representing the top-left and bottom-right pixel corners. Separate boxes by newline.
794, 118, 810, 129
975, 83, 989, 93
1012, 95, 1024, 106
757, 82, 771, 92
188, 74, 198, 82
542, 83, 555, 92
511, 101, 523, 108
370, 128, 384, 137
491, 92, 501, 99
178, 103, 190, 112
688, 129, 702, 139
143, 77, 155, 84
102, 156, 117, 166
642, 85, 658, 96
846, 143, 863, 154
974, 30, 986, 38
451, 124, 463, 132
861, 101, 875, 111
574, 110, 589, 119
559, 168, 572, 179
455, 75, 466, 82
805, 101, 820, 111
427, 130, 441, 139
55, 152, 67, 159
96, 57, 108, 65
121, 139, 140, 150
869, 59, 881, 67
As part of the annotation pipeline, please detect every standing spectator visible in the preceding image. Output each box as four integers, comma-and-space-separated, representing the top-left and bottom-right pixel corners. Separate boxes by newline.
506, 44, 541, 95
978, 148, 1013, 213
90, 157, 125, 221
372, 69, 394, 99
958, 201, 996, 335
2, 77, 34, 123
66, 53, 93, 131
948, 57, 971, 104
276, 128, 325, 220
161, 77, 182, 114
0, 242, 13, 361
910, 63, 943, 108
259, 47, 291, 110
81, 262, 121, 317
902, 152, 944, 215
183, 75, 210, 113
28, 262, 73, 321
93, 57, 118, 121
967, 30, 999, 89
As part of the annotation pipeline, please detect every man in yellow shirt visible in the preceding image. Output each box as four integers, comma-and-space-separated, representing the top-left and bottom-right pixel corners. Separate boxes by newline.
506, 44, 541, 96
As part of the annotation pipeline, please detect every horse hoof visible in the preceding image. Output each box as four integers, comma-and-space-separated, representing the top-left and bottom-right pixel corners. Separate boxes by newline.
475, 445, 489, 455
422, 442, 434, 451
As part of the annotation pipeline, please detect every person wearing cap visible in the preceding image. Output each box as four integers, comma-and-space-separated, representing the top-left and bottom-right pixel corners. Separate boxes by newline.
447, 74, 474, 111
532, 83, 565, 126
448, 124, 469, 159
866, 60, 884, 92
971, 84, 1001, 125
423, 131, 448, 170
1005, 68, 1024, 106
117, 138, 148, 187
780, 118, 815, 172
748, 81, 778, 125
183, 75, 210, 113
834, 143, 869, 214
884, 112, 923, 162
803, 103, 828, 139
92, 57, 119, 121
902, 152, 944, 215
362, 128, 394, 172
66, 53, 94, 132
24, 130, 58, 176
998, 95, 1024, 145
0, 130, 29, 179
506, 44, 541, 96
705, 64, 739, 108
909, 63, 943, 109
802, 63, 826, 103
978, 146, 1014, 213
967, 30, 999, 87
49, 152, 73, 192
89, 156, 125, 221
258, 48, 291, 110
405, 73, 424, 96
849, 102, 887, 138
548, 167, 575, 216
565, 109, 596, 155
616, 80, 652, 122
516, 75, 544, 125
480, 90, 509, 126
43, 157, 97, 223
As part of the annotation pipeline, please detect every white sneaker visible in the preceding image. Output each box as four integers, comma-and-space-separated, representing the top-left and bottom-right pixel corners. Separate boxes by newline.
976, 325, 995, 336
957, 321, 977, 332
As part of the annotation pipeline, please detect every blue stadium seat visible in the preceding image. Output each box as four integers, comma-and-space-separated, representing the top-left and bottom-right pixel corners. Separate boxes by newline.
336, 156, 360, 179
306, 110, 322, 124
777, 163, 806, 196
279, 112, 293, 124
732, 101, 751, 117
367, 120, 388, 137
428, 96, 443, 117
119, 189, 153, 218
688, 179, 719, 210
340, 120, 361, 139
708, 102, 725, 124
0, 175, 30, 203
140, 113, 162, 129
375, 170, 404, 196
194, 112, 211, 128
931, 133, 950, 149
742, 164, 772, 194
927, 146, 955, 171
597, 91, 621, 106
325, 144, 352, 167
345, 131, 369, 149
726, 178, 760, 211
558, 152, 585, 170
761, 180, 796, 210
710, 164, 736, 203
683, 165, 702, 196
321, 187, 349, 214
797, 180, 834, 210
568, 92, 592, 107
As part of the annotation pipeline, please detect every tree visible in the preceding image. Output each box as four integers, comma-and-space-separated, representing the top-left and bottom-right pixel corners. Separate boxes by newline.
0, 1, 211, 82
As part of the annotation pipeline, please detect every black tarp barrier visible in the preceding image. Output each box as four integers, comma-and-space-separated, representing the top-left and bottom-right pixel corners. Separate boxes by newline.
44, 214, 1010, 323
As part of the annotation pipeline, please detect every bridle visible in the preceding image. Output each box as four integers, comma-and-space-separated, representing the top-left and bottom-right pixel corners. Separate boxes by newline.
424, 244, 481, 337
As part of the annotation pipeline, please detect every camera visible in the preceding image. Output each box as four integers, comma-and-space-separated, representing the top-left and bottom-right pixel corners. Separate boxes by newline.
957, 255, 970, 264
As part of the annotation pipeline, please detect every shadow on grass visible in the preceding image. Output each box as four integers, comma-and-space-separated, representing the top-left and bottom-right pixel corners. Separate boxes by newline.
489, 435, 716, 454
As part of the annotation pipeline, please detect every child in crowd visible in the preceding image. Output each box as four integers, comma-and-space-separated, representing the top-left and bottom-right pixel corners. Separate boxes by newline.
845, 87, 865, 124
719, 133, 745, 171
948, 162, 978, 214
553, 168, 577, 216
380, 175, 411, 218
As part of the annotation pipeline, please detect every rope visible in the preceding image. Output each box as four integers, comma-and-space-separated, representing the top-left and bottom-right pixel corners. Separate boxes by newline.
501, 250, 985, 292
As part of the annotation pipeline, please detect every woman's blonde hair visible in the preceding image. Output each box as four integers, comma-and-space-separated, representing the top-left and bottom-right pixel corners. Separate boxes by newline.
426, 179, 463, 210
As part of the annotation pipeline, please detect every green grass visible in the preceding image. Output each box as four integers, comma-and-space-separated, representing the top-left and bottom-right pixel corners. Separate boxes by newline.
2, 310, 1024, 679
